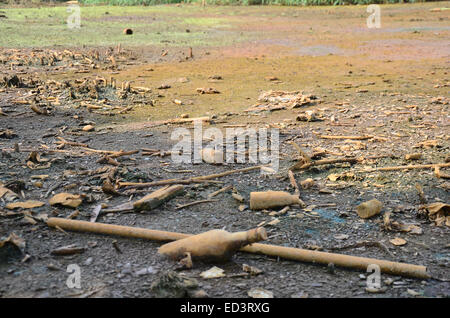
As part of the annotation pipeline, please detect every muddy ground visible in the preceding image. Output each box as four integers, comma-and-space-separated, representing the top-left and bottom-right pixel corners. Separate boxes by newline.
0, 3, 449, 298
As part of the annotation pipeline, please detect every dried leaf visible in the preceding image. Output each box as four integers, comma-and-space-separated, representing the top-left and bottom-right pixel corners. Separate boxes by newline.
422, 202, 450, 227
5, 200, 45, 210
390, 237, 407, 246
0, 232, 26, 253
0, 186, 18, 201
49, 193, 82, 208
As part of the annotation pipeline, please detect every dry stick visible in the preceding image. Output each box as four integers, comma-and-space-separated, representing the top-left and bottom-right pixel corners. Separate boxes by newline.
434, 167, 450, 179
327, 241, 394, 258
208, 185, 233, 199
56, 137, 88, 148
320, 135, 374, 140
118, 165, 264, 189
289, 141, 311, 163
175, 199, 219, 210
80, 147, 139, 158
47, 218, 429, 279
291, 157, 359, 171
140, 116, 210, 128
362, 162, 450, 172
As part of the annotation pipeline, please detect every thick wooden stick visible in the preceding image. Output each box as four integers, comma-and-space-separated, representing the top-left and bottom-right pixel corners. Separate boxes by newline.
47, 218, 429, 279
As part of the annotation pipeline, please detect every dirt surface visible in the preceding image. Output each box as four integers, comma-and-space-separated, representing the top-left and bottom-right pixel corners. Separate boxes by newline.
0, 3, 449, 298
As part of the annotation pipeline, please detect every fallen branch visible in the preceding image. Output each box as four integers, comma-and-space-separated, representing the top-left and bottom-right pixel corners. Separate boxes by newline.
118, 165, 264, 189
362, 162, 450, 172
46, 218, 430, 279
290, 157, 359, 171
208, 185, 233, 199
319, 135, 374, 140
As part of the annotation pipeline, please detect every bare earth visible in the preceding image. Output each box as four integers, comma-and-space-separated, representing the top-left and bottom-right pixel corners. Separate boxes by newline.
0, 3, 449, 298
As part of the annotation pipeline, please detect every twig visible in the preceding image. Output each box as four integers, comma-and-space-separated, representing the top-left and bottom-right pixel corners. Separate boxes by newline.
175, 199, 219, 210
289, 141, 311, 163
320, 135, 374, 140
208, 185, 233, 199
290, 157, 359, 171
288, 170, 300, 194
327, 241, 394, 258
362, 162, 450, 172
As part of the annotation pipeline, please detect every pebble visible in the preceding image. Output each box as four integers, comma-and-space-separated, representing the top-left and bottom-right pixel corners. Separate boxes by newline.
135, 266, 157, 276
84, 257, 93, 266
121, 262, 132, 275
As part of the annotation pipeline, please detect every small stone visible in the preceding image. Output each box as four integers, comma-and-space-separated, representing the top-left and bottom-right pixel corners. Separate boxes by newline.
407, 289, 421, 296
248, 287, 273, 298
384, 278, 394, 286
356, 199, 383, 219
84, 257, 93, 266
82, 125, 95, 132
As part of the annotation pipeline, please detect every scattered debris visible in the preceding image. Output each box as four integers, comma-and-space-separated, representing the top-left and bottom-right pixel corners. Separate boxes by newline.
258, 90, 318, 109
196, 87, 220, 94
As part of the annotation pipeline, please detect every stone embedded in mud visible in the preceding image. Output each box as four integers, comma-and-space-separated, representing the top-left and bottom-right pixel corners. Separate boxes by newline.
356, 199, 383, 219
